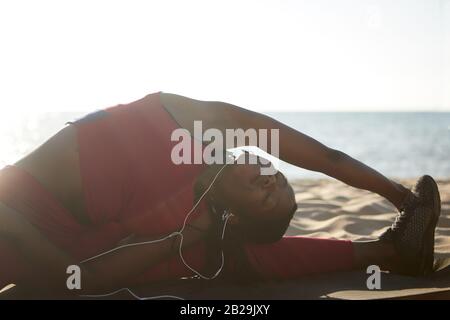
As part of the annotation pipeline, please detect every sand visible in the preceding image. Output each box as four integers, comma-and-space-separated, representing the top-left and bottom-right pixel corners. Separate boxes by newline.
287, 178, 450, 262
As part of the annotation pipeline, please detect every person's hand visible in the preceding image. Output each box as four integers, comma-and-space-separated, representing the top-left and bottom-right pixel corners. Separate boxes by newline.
390, 181, 412, 210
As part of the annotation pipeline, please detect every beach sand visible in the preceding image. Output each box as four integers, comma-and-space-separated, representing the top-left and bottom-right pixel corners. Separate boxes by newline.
287, 177, 450, 262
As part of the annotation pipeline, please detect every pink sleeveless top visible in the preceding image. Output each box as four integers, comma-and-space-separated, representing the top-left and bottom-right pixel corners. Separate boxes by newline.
0, 91, 213, 286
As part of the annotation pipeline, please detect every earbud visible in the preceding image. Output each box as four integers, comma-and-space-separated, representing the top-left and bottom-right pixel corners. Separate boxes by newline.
225, 151, 236, 164
222, 210, 234, 221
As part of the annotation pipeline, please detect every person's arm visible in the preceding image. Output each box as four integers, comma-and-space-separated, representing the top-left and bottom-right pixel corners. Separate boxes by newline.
0, 201, 210, 296
162, 92, 408, 210
194, 99, 409, 210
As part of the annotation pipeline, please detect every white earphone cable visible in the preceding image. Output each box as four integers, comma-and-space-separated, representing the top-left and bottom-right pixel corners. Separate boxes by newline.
79, 159, 232, 299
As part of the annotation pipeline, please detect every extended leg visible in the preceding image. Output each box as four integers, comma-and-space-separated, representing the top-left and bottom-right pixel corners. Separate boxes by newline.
239, 236, 399, 282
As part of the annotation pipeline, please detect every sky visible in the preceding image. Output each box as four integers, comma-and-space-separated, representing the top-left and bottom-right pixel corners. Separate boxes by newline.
0, 0, 449, 113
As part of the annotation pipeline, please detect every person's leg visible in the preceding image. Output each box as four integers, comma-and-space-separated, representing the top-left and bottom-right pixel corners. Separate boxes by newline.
352, 240, 397, 271
239, 176, 440, 282
239, 236, 400, 282
0, 235, 30, 293
240, 237, 356, 281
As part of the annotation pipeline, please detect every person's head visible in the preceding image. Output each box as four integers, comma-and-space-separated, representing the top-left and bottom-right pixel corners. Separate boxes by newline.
196, 152, 297, 244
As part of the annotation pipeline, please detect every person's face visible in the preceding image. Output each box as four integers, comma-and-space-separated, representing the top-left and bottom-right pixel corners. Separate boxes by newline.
214, 153, 297, 243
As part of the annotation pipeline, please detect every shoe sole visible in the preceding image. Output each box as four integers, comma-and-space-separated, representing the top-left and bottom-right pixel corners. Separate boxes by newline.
418, 175, 441, 276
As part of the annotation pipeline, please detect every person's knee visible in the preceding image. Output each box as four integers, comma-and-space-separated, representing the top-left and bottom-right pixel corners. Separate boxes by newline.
0, 202, 29, 242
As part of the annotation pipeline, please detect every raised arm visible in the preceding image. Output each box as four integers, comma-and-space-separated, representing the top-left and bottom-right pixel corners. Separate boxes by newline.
161, 92, 409, 211
216, 101, 410, 211
161, 92, 334, 171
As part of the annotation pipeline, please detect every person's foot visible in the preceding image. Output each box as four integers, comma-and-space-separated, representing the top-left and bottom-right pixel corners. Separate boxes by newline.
380, 175, 441, 276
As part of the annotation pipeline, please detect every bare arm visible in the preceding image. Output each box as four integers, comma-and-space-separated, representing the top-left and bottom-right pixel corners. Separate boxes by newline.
221, 102, 409, 210
162, 92, 342, 172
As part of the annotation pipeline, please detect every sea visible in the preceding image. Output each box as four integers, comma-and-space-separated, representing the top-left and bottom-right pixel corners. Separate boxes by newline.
0, 112, 449, 180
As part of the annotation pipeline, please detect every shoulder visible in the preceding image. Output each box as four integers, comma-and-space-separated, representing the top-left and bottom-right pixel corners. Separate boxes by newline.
159, 92, 247, 131
160, 92, 223, 116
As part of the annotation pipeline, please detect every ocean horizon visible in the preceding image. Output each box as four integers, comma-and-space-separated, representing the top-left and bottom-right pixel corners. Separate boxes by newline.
1, 111, 449, 180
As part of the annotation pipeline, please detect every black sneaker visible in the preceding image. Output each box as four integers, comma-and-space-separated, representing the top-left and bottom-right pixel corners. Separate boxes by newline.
380, 175, 441, 276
